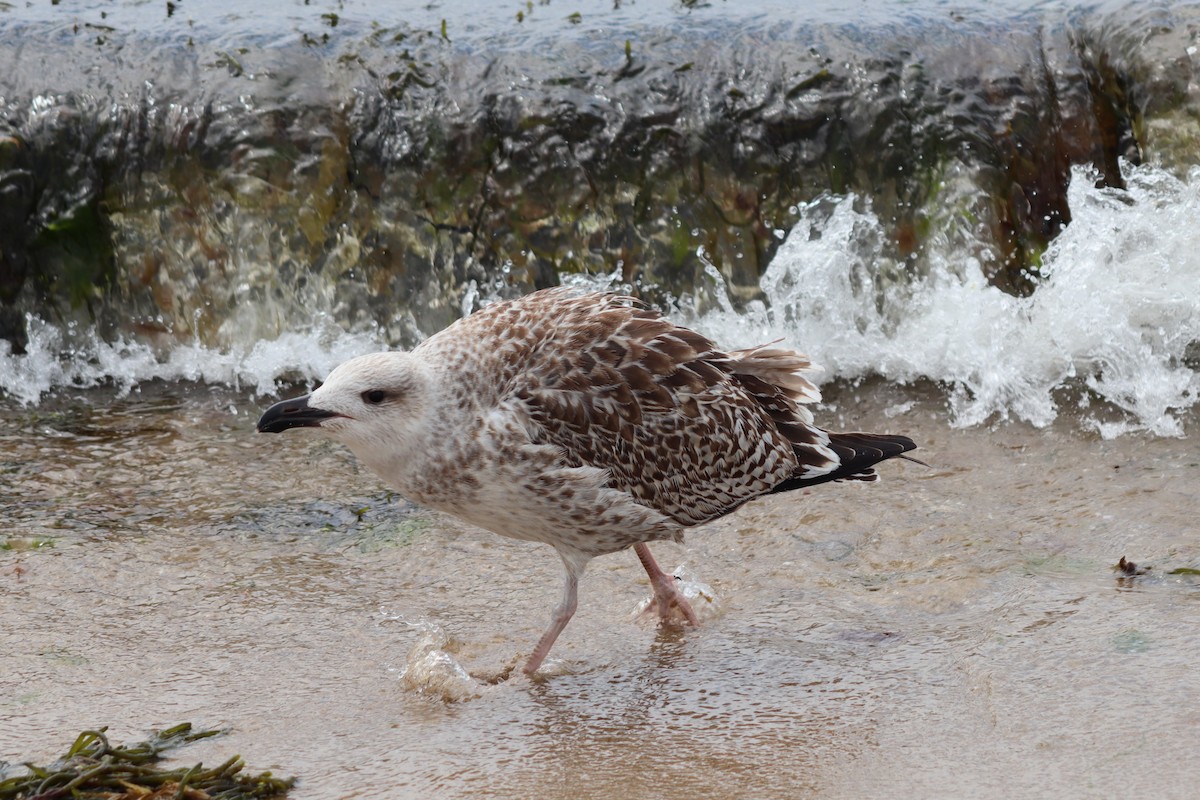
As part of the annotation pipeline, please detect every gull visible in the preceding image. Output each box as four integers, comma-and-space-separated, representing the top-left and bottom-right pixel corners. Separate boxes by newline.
257, 288, 918, 675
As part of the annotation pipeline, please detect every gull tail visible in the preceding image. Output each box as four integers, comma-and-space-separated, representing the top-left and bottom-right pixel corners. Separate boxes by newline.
770, 432, 923, 493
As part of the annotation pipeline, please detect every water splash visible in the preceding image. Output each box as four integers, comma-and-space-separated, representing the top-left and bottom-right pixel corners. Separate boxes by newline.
634, 564, 720, 623
691, 162, 1200, 437
377, 610, 483, 701
0, 314, 384, 405
3, 164, 1197, 437
397, 623, 481, 702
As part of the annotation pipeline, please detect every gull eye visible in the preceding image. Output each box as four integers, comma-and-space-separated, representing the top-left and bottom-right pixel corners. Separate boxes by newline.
362, 389, 388, 405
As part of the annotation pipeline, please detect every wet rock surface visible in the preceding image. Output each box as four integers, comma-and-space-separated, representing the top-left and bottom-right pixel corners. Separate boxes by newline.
0, 1, 1197, 349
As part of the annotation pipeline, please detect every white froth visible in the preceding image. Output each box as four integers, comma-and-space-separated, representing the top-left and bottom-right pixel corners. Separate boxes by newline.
690, 161, 1200, 438
0, 315, 384, 405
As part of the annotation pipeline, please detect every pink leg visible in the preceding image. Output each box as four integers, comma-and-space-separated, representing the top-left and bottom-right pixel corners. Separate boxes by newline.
634, 543, 699, 626
524, 552, 586, 675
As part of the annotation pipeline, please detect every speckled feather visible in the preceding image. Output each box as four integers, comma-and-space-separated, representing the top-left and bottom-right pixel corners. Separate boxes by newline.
405, 288, 910, 548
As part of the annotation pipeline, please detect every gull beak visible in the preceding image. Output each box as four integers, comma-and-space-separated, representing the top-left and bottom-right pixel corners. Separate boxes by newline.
256, 394, 339, 433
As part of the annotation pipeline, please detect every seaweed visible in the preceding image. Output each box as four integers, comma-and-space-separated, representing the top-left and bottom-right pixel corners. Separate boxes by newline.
0, 724, 293, 800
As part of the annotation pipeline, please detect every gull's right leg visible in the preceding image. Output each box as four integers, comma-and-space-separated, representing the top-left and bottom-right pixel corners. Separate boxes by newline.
524, 550, 588, 675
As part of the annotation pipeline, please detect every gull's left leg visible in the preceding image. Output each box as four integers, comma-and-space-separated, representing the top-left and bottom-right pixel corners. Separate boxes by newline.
634, 542, 699, 626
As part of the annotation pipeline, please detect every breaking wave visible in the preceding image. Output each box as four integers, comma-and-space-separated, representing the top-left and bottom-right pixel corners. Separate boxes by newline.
692, 161, 1200, 437
2, 161, 1198, 438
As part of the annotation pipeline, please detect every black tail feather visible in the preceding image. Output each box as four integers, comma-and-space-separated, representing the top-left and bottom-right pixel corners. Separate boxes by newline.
770, 432, 918, 493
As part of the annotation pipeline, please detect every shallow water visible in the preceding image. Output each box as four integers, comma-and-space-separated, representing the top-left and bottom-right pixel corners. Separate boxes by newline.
2, 382, 1198, 798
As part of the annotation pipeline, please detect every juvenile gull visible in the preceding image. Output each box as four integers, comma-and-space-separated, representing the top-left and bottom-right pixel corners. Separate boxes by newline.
257, 288, 918, 675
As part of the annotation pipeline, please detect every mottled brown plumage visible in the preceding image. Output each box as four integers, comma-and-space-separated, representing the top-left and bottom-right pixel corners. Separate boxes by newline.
257, 287, 918, 675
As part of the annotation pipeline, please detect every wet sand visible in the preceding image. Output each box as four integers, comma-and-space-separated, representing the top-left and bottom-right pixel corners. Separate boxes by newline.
2, 383, 1198, 799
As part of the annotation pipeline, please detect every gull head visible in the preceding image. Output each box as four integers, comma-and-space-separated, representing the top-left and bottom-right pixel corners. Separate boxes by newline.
256, 351, 431, 468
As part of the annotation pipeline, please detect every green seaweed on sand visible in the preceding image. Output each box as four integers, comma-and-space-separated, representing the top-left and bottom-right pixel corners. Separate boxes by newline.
0, 724, 293, 800
0, 537, 55, 551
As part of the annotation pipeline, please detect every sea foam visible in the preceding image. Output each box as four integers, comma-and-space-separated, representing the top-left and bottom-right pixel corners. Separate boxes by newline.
691, 162, 1200, 437
0, 314, 384, 406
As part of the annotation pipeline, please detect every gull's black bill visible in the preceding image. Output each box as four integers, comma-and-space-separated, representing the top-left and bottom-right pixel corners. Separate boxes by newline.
256, 394, 338, 433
